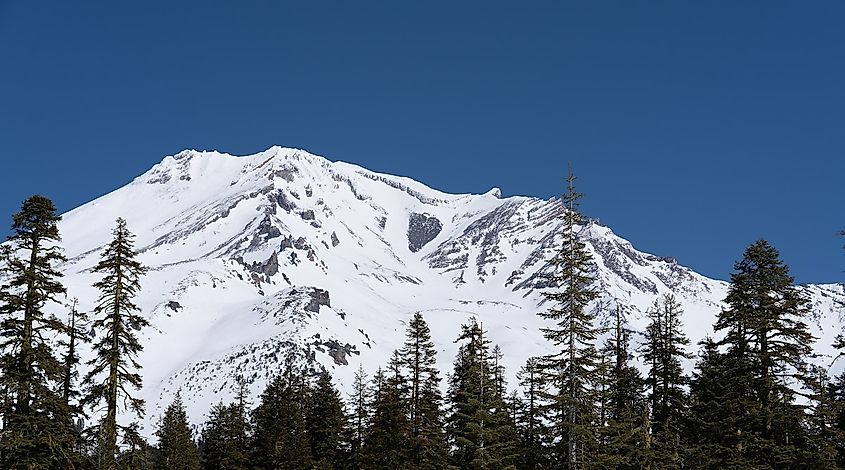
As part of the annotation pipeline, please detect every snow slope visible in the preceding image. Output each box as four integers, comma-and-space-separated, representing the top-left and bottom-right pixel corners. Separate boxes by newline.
41, 147, 845, 435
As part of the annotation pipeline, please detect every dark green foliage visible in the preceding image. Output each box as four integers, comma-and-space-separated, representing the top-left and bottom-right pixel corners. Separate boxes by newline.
536, 169, 601, 468
446, 318, 518, 469
687, 240, 824, 468
156, 393, 200, 470
516, 357, 551, 469
0, 195, 76, 467
346, 365, 369, 469
306, 371, 347, 469
199, 399, 250, 470
251, 364, 312, 469
398, 312, 448, 469
641, 294, 690, 467
361, 355, 411, 468
83, 217, 149, 469
596, 306, 649, 469
117, 422, 155, 470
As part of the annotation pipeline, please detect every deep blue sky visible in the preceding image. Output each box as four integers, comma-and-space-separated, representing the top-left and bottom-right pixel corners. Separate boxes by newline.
1, 1, 843, 283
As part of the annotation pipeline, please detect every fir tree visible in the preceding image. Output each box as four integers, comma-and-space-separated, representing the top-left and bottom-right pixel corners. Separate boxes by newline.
346, 365, 369, 469
596, 306, 648, 469
156, 393, 200, 470
641, 294, 690, 467
688, 240, 820, 468
82, 217, 149, 469
306, 370, 347, 469
251, 363, 312, 469
0, 195, 75, 467
117, 422, 155, 470
516, 357, 551, 469
536, 168, 601, 469
446, 318, 517, 469
199, 399, 250, 470
398, 312, 448, 469
361, 354, 411, 468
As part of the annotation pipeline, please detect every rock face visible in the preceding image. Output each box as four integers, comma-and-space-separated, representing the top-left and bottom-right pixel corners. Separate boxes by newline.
41, 146, 845, 437
407, 212, 442, 252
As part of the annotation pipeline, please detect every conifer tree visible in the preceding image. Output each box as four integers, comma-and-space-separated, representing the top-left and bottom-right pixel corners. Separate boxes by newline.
536, 168, 601, 469
251, 363, 311, 469
117, 422, 155, 470
0, 195, 75, 467
446, 318, 517, 469
83, 217, 149, 469
597, 306, 648, 469
688, 240, 819, 468
199, 400, 250, 470
361, 354, 411, 468
641, 294, 690, 467
398, 312, 448, 469
346, 365, 369, 469
156, 393, 200, 470
516, 357, 551, 469
306, 370, 347, 468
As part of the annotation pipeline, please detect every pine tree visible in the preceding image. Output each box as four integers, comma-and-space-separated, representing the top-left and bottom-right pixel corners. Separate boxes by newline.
251, 363, 312, 469
361, 354, 411, 468
156, 393, 200, 470
641, 294, 690, 467
306, 370, 347, 468
536, 168, 601, 469
398, 312, 448, 469
82, 217, 149, 469
0, 195, 75, 467
516, 357, 551, 469
199, 399, 250, 470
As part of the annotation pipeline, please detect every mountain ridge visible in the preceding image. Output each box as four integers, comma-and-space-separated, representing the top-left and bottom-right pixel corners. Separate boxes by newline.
34, 146, 845, 435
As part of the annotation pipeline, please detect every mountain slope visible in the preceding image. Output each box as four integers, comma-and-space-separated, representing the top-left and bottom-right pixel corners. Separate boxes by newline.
45, 146, 845, 434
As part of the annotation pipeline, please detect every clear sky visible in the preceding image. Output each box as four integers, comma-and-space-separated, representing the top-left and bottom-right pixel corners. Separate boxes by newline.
1, 1, 843, 284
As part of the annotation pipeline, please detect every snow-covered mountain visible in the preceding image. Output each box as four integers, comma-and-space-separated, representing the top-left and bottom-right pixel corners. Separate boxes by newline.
49, 146, 844, 435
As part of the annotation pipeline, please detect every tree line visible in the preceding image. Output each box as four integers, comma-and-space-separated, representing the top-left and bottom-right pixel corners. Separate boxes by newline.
0, 181, 843, 469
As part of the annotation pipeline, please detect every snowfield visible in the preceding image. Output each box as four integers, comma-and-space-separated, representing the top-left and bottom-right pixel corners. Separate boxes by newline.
41, 146, 844, 436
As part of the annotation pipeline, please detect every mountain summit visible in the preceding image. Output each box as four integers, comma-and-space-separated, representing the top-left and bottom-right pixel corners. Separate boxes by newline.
51, 147, 844, 433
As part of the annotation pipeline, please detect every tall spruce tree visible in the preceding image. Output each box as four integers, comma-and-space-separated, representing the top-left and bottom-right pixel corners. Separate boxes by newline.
156, 393, 200, 470
536, 168, 601, 469
398, 312, 448, 469
641, 294, 690, 467
251, 363, 311, 469
306, 371, 347, 468
82, 217, 149, 469
0, 195, 75, 467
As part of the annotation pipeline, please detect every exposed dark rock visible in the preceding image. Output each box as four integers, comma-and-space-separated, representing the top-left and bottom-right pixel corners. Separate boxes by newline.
300, 209, 315, 221
407, 212, 442, 253
166, 301, 183, 312
305, 185, 313, 197
331, 232, 340, 247
272, 164, 298, 182
270, 190, 296, 213
304, 288, 331, 313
